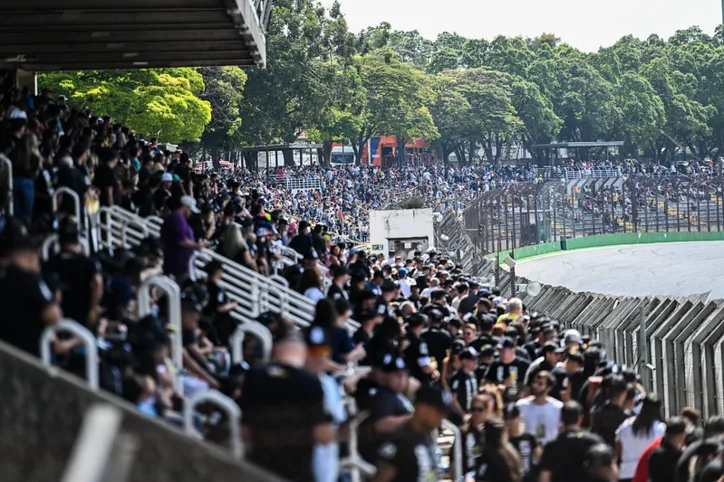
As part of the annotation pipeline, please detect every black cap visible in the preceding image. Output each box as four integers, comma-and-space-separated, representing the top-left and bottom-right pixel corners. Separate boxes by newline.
541, 341, 560, 355
380, 353, 407, 373
203, 260, 224, 275
503, 403, 521, 419
459, 346, 478, 360
479, 345, 496, 357
333, 265, 350, 277
381, 279, 398, 293
415, 385, 453, 411
406, 313, 428, 329
499, 337, 516, 349
584, 444, 615, 469
305, 325, 331, 355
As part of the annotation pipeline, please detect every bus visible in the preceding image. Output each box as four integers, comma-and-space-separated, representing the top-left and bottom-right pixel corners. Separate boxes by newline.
330, 146, 355, 166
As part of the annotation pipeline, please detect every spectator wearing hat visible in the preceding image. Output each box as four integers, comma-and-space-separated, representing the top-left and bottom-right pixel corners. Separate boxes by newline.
241, 328, 334, 482
476, 345, 497, 386
449, 346, 480, 425
93, 147, 120, 207
161, 195, 206, 282
202, 260, 237, 347
376, 279, 399, 318
305, 325, 346, 482
288, 220, 314, 258
180, 297, 220, 394
361, 354, 415, 464
420, 307, 454, 375
485, 337, 531, 398
352, 310, 382, 364
0, 232, 62, 356
403, 313, 437, 384
524, 341, 564, 388
396, 268, 411, 298
327, 264, 350, 301
373, 385, 450, 482
366, 270, 384, 296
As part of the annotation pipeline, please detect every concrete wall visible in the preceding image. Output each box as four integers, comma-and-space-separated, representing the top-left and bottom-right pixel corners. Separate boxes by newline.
369, 208, 434, 256
0, 341, 286, 482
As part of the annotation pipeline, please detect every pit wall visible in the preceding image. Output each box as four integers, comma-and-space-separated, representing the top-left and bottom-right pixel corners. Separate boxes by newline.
490, 231, 724, 264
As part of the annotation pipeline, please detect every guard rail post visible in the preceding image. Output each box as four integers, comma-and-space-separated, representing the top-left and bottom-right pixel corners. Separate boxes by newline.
1, 155, 13, 216
441, 419, 463, 482
340, 410, 376, 482
40, 319, 99, 390
137, 276, 182, 392
230, 321, 273, 364
52, 186, 82, 222
183, 390, 243, 459
42, 233, 90, 261
121, 219, 149, 249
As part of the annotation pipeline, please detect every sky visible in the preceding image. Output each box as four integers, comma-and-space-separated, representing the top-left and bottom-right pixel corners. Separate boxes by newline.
328, 0, 721, 52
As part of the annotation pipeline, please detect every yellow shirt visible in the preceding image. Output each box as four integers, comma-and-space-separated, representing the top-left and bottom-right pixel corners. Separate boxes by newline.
497, 312, 521, 324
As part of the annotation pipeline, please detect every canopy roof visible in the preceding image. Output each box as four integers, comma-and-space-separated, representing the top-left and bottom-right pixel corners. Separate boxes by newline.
532, 141, 625, 150
0, 0, 267, 70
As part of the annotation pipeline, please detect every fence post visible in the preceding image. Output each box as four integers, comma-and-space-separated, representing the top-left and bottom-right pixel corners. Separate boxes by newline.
52, 186, 82, 222
40, 319, 99, 389
441, 419, 463, 482
184, 390, 243, 459
1, 155, 13, 216
137, 276, 182, 392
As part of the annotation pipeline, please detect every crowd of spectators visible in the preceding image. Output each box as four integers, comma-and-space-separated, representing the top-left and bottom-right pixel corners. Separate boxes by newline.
3, 83, 724, 482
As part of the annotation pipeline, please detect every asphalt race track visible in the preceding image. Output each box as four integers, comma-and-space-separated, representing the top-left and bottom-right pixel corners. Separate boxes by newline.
515, 241, 724, 299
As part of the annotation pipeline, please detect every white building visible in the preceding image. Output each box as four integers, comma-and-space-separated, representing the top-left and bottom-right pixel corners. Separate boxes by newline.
369, 208, 435, 257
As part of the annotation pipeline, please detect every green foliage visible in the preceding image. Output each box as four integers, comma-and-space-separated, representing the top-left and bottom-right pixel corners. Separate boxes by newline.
38, 69, 211, 143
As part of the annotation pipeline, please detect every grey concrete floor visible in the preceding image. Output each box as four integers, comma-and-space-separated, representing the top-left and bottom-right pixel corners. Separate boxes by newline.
515, 241, 724, 299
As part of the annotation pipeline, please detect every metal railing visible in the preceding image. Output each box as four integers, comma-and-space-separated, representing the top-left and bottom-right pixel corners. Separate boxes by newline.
96, 206, 360, 331
137, 276, 183, 392
40, 319, 99, 390
52, 186, 82, 221
230, 321, 273, 364
183, 390, 243, 459
0, 155, 13, 216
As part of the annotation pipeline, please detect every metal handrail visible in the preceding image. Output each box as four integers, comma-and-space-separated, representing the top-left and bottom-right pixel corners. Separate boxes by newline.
41, 233, 90, 261
40, 319, 99, 389
137, 276, 182, 392
441, 419, 462, 481
230, 321, 273, 364
121, 220, 149, 249
0, 155, 13, 215
339, 410, 376, 482
52, 186, 81, 221
183, 389, 243, 459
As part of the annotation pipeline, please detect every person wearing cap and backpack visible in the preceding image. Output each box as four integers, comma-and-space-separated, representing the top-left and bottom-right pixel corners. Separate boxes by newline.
449, 346, 480, 425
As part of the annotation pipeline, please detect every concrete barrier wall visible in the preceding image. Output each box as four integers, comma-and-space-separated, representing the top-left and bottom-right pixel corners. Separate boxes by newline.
0, 341, 286, 482
436, 211, 724, 419
488, 230, 724, 263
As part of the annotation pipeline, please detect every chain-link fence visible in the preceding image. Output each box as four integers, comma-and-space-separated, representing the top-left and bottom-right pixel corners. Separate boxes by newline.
464, 175, 724, 255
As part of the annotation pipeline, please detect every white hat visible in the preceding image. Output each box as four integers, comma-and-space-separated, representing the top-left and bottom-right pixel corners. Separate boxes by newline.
180, 195, 200, 213
161, 172, 173, 182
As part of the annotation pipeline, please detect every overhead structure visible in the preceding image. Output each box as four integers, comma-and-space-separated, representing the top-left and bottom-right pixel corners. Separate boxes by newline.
532, 141, 625, 165
0, 0, 268, 71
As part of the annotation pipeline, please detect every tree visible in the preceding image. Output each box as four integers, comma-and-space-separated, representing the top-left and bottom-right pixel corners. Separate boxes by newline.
39, 69, 212, 143
511, 77, 562, 163
348, 51, 438, 164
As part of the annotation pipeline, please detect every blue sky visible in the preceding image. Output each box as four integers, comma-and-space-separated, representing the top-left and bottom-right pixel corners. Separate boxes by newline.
329, 0, 721, 52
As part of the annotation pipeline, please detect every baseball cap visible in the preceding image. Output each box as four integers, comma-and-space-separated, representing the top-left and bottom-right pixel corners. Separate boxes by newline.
380, 353, 407, 373
180, 195, 200, 213
415, 385, 453, 411
499, 337, 516, 349
459, 346, 478, 360
564, 329, 582, 345
305, 325, 331, 357
479, 345, 496, 357
406, 313, 428, 329
541, 341, 560, 355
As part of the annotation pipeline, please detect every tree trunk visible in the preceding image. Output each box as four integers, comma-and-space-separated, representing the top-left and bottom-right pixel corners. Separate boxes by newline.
322, 140, 333, 167
211, 148, 220, 169
282, 148, 296, 167
468, 140, 477, 164
397, 137, 407, 166
243, 151, 258, 172
317, 148, 326, 167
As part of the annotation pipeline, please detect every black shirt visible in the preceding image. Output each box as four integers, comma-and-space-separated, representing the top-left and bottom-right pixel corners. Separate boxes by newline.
327, 282, 348, 301
240, 363, 331, 482
354, 376, 381, 412
475, 449, 516, 482
93, 163, 119, 206
420, 326, 454, 365
462, 424, 485, 473
469, 334, 495, 352
457, 292, 479, 315
403, 332, 430, 383
57, 164, 89, 216
509, 433, 539, 482
450, 369, 478, 412
0, 264, 56, 356
361, 386, 414, 462
43, 251, 100, 326
377, 423, 438, 482
590, 402, 629, 447
288, 233, 314, 257
485, 358, 531, 389
649, 438, 683, 482
539, 429, 604, 482
204, 281, 235, 346
699, 456, 724, 482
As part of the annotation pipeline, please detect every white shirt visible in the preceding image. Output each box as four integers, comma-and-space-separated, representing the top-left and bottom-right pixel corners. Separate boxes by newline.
314, 374, 346, 482
304, 287, 325, 303
516, 396, 563, 444
616, 418, 666, 479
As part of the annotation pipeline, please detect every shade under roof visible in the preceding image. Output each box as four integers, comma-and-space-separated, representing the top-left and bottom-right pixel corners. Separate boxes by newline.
0, 0, 267, 71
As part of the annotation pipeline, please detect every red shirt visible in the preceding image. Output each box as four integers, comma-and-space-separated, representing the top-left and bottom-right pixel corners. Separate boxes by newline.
632, 435, 664, 482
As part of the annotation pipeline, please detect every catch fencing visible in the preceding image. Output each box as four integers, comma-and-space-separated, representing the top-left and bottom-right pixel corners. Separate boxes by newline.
436, 210, 724, 419
464, 174, 724, 255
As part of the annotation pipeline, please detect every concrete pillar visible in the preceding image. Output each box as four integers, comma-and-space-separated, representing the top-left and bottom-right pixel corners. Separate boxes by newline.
15, 68, 37, 95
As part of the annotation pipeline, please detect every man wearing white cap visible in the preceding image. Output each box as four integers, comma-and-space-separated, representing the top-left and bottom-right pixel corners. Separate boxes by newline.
161, 195, 206, 282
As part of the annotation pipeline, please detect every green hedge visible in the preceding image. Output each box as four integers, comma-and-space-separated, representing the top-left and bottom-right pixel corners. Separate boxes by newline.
491, 231, 724, 264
